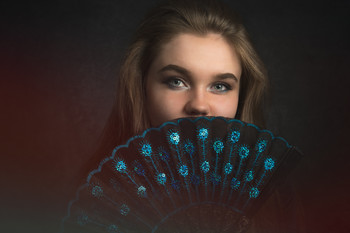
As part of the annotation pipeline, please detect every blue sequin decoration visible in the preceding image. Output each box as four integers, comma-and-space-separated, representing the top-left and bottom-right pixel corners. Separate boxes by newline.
62, 117, 300, 230
231, 177, 240, 190
213, 140, 224, 154
91, 185, 103, 198
264, 158, 275, 170
198, 128, 209, 141
184, 140, 195, 154
224, 163, 233, 174
238, 145, 249, 159
115, 160, 127, 173
256, 139, 267, 153
140, 142, 152, 157
157, 173, 167, 185
171, 180, 181, 190
201, 161, 210, 173
157, 147, 169, 161
77, 213, 88, 226
211, 173, 221, 185
191, 175, 200, 186
137, 186, 147, 198
134, 162, 145, 176
120, 204, 130, 216
178, 165, 189, 177
230, 130, 240, 144
107, 224, 118, 233
168, 131, 180, 145
245, 170, 254, 182
249, 187, 260, 198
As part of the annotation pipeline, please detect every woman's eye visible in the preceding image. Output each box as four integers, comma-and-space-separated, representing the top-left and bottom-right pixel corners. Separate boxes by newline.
210, 83, 232, 93
166, 78, 186, 88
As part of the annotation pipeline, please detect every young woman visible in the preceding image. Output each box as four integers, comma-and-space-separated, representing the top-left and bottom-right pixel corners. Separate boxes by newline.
102, 0, 266, 149
82, 0, 304, 232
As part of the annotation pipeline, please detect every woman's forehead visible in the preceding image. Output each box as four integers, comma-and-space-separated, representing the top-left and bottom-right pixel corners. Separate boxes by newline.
150, 33, 242, 79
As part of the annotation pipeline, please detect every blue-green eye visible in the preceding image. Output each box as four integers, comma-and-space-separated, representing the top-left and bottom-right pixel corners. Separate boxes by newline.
210, 83, 232, 93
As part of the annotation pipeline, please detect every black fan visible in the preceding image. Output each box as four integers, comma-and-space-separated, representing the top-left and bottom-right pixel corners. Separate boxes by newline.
61, 117, 302, 233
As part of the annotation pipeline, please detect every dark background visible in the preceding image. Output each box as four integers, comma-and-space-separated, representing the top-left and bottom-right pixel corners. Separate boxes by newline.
1, 0, 349, 232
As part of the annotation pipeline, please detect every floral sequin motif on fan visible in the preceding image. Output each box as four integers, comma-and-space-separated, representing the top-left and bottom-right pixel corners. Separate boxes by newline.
230, 177, 240, 190
178, 165, 189, 177
238, 145, 250, 159
245, 170, 254, 182
157, 173, 167, 185
140, 142, 152, 157
264, 158, 275, 170
198, 128, 209, 141
224, 163, 233, 174
201, 161, 210, 173
120, 204, 130, 216
249, 187, 260, 198
107, 224, 118, 233
168, 131, 180, 145
256, 139, 267, 153
213, 140, 224, 153
77, 213, 89, 226
133, 162, 145, 176
183, 140, 195, 154
91, 185, 103, 198
210, 173, 221, 185
137, 186, 147, 198
157, 147, 169, 161
230, 130, 240, 144
115, 160, 127, 173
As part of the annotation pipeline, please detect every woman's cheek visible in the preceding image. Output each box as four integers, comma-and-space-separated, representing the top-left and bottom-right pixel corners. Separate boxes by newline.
147, 90, 182, 126
213, 94, 239, 118
158, 92, 184, 121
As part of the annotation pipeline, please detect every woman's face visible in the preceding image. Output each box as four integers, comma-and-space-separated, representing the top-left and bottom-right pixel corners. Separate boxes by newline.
145, 33, 242, 127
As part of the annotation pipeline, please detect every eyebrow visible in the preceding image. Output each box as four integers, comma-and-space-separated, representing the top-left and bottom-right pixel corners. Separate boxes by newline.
158, 64, 239, 82
215, 73, 239, 82
158, 64, 191, 77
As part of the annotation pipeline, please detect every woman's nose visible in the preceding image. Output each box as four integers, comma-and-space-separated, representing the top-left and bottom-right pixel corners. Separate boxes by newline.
184, 90, 210, 116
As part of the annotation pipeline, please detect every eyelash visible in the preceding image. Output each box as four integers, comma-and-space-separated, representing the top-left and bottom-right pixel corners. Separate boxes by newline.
164, 77, 233, 93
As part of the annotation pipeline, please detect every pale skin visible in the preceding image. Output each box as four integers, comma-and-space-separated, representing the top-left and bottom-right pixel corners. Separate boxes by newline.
145, 33, 242, 127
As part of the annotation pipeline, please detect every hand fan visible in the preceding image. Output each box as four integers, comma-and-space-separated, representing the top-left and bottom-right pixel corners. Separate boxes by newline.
61, 117, 302, 233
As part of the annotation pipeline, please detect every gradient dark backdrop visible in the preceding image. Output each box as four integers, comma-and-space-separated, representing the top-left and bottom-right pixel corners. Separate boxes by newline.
1, 0, 349, 232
